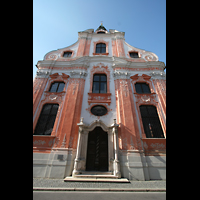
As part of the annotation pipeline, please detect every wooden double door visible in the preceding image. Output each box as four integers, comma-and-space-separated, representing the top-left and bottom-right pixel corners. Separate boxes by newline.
86, 127, 108, 171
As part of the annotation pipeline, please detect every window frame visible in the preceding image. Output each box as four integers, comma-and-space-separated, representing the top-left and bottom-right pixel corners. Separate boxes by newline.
128, 51, 140, 59
92, 74, 107, 93
96, 43, 106, 53
61, 50, 74, 58
33, 104, 59, 136
93, 40, 109, 55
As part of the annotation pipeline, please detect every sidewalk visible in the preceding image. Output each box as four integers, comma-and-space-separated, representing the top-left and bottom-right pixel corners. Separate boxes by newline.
33, 178, 166, 192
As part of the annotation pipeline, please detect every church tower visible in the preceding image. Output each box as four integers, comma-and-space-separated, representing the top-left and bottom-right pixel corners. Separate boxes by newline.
33, 24, 166, 181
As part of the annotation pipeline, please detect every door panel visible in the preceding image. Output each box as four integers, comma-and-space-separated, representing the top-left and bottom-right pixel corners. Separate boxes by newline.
86, 127, 108, 171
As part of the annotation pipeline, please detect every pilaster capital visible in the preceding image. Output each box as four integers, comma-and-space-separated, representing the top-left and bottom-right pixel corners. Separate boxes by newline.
113, 71, 130, 80
70, 71, 88, 79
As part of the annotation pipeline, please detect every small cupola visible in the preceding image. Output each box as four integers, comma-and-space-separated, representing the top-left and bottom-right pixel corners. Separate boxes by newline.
96, 23, 107, 34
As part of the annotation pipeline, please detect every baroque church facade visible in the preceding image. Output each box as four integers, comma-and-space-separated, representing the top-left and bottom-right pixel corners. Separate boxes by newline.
33, 24, 166, 181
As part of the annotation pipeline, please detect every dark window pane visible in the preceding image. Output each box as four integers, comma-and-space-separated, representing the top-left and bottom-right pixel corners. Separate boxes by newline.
96, 43, 106, 53
49, 82, 58, 92
147, 106, 157, 117
100, 75, 107, 81
130, 52, 139, 58
100, 82, 107, 93
93, 75, 100, 81
34, 104, 59, 136
50, 104, 59, 115
57, 83, 65, 92
34, 115, 48, 135
49, 82, 65, 92
139, 105, 164, 138
96, 48, 101, 53
142, 83, 151, 93
44, 115, 57, 135
142, 118, 152, 138
140, 106, 148, 117
93, 74, 107, 93
63, 52, 72, 57
93, 82, 99, 93
135, 83, 151, 94
135, 83, 142, 93
101, 47, 106, 53
42, 104, 52, 114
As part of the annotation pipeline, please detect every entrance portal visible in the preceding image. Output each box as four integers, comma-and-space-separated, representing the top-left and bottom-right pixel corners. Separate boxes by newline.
86, 127, 108, 171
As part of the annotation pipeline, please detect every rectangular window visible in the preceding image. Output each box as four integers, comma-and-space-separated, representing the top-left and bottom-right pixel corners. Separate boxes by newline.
63, 52, 72, 57
139, 105, 164, 138
129, 52, 139, 58
34, 104, 59, 135
96, 43, 106, 53
49, 82, 65, 92
135, 83, 151, 94
92, 74, 107, 93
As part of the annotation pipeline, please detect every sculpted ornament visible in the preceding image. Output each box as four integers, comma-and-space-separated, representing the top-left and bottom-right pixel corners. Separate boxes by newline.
70, 71, 87, 78
141, 95, 150, 102
36, 70, 50, 77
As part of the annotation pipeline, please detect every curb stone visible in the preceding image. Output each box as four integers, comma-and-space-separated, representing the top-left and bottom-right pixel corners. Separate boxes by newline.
33, 187, 166, 192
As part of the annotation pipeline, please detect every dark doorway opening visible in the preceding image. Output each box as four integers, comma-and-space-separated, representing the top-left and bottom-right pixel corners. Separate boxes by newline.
86, 127, 108, 171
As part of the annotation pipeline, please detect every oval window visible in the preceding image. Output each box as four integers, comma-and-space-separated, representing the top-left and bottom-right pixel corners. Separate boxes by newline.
91, 105, 107, 116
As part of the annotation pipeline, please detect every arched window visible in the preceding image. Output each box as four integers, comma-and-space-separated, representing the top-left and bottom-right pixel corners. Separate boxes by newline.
92, 74, 107, 93
34, 104, 59, 135
49, 82, 65, 92
139, 105, 164, 138
96, 43, 106, 53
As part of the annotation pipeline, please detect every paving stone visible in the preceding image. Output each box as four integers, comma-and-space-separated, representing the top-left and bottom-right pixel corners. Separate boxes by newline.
33, 178, 166, 189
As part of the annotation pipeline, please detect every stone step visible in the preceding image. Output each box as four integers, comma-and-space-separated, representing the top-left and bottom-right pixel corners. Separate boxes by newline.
75, 174, 118, 179
64, 176, 130, 183
80, 171, 112, 175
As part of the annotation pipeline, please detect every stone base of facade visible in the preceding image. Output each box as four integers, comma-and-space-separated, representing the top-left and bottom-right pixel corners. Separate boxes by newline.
119, 150, 166, 181
33, 149, 166, 180
33, 148, 76, 179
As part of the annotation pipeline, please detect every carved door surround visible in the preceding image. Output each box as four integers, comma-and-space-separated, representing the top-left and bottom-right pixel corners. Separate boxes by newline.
72, 118, 121, 178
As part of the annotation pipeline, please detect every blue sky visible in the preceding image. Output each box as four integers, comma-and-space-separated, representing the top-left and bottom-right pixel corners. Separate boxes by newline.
33, 0, 166, 79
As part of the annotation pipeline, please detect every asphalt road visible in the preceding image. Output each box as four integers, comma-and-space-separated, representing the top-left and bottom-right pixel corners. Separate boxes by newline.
33, 191, 166, 200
